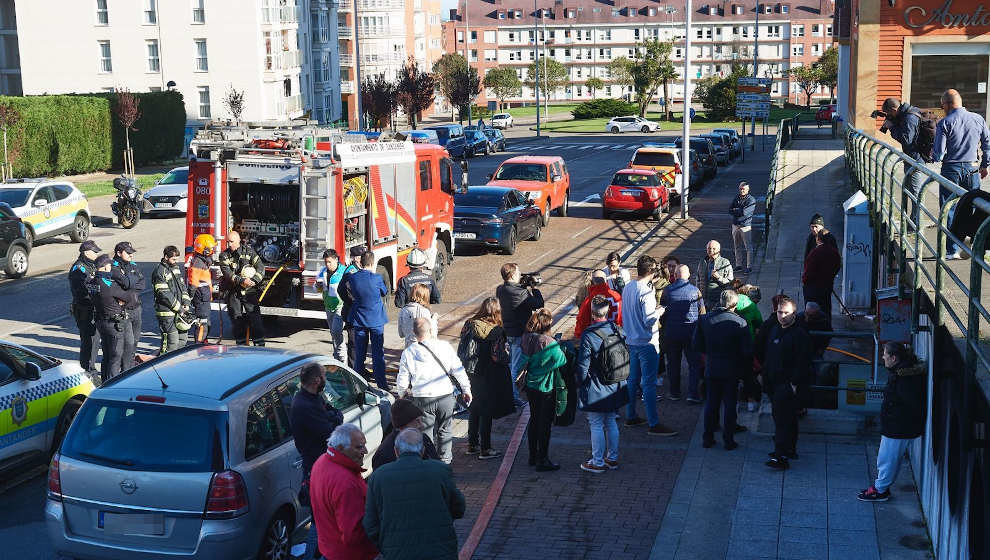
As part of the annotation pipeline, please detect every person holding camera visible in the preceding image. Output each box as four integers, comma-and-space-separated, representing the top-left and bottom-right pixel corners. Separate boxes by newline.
497, 262, 545, 408
874, 98, 932, 224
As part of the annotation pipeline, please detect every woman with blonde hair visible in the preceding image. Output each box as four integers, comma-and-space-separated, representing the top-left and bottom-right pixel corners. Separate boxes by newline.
398, 283, 437, 347
520, 308, 567, 471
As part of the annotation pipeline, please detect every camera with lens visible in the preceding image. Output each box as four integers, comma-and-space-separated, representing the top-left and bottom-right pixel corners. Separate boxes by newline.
870, 110, 887, 119
519, 272, 543, 288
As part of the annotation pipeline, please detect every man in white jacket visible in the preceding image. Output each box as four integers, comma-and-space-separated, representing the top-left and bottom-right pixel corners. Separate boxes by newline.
397, 318, 472, 464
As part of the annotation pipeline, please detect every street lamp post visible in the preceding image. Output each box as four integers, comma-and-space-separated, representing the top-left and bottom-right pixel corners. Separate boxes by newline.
533, 0, 541, 136
464, 0, 472, 125
751, 0, 760, 151
681, 0, 691, 219
353, 0, 363, 130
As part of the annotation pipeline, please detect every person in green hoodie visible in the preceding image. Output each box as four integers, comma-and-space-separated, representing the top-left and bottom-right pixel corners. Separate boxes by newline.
732, 281, 764, 412
520, 308, 567, 472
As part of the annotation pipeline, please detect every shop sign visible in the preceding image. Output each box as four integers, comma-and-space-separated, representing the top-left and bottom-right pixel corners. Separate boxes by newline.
905, 0, 990, 28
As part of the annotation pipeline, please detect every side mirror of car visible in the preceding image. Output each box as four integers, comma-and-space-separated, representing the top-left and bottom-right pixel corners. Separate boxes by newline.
362, 391, 379, 406
20, 361, 42, 381
551, 174, 562, 182
33, 199, 47, 207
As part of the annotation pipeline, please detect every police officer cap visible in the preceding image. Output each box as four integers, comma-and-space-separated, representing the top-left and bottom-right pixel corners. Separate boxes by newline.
78, 240, 101, 253
94, 254, 112, 268
114, 241, 136, 254
349, 245, 367, 257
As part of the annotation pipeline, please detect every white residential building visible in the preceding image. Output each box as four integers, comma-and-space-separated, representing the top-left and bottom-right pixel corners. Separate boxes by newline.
0, 0, 342, 125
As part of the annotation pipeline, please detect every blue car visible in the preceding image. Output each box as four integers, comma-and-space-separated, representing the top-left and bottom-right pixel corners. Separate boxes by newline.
453, 186, 543, 255
424, 124, 467, 158
481, 128, 506, 152
399, 129, 439, 144
463, 128, 491, 157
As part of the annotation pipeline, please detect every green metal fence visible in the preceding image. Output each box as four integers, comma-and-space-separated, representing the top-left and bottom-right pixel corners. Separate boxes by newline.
843, 124, 990, 438
764, 117, 797, 244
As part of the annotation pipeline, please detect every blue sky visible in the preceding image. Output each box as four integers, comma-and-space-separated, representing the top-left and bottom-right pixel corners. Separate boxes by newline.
441, 0, 457, 20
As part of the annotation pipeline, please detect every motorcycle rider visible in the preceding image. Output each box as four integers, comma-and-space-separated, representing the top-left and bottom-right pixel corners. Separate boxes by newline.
91, 254, 138, 383
153, 245, 192, 353
394, 247, 440, 308
68, 240, 102, 375
111, 241, 145, 369
218, 230, 266, 346
187, 233, 217, 343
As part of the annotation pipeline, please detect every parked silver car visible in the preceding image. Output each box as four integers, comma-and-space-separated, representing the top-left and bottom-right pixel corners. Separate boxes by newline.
45, 345, 393, 560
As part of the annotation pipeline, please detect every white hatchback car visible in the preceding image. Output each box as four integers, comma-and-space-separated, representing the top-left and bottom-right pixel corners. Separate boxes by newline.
142, 166, 189, 215
606, 116, 660, 134
491, 113, 513, 129
0, 179, 91, 246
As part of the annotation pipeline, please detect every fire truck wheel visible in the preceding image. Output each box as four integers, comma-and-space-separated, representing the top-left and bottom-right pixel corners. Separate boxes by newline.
432, 241, 450, 290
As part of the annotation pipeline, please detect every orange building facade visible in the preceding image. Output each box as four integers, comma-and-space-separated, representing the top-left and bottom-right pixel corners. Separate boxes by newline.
846, 0, 990, 133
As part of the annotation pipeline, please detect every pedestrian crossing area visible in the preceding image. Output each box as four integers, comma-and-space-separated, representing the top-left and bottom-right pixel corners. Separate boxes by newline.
508, 142, 647, 153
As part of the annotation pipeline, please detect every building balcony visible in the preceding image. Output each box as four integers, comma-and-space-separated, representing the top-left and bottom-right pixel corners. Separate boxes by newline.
280, 6, 297, 23
358, 0, 403, 11
338, 25, 353, 38
359, 26, 403, 39
265, 49, 303, 72
277, 94, 304, 115
339, 54, 354, 65
341, 80, 355, 94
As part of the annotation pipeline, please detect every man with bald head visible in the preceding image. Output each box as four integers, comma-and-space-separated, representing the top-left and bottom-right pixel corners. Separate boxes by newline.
660, 264, 707, 403
218, 230, 266, 345
933, 89, 990, 259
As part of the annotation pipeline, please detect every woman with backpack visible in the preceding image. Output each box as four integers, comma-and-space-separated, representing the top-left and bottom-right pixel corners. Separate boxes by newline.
519, 308, 568, 472
398, 283, 438, 348
576, 295, 631, 473
458, 297, 516, 460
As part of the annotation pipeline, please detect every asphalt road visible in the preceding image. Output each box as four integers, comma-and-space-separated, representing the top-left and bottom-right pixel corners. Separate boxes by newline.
0, 131, 762, 559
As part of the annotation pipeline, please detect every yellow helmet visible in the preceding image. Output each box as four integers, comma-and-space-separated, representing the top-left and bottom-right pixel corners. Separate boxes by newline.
193, 233, 217, 257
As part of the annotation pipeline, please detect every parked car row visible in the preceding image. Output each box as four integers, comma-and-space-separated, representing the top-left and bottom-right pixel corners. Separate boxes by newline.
423, 123, 508, 159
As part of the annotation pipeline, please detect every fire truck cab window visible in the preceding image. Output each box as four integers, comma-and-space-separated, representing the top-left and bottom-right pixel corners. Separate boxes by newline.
419, 160, 432, 191
439, 158, 462, 195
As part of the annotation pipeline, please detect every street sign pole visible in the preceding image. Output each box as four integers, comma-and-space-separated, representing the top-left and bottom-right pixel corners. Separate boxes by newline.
681, 0, 691, 220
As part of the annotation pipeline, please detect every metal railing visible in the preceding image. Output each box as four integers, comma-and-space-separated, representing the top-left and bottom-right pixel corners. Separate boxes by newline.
843, 124, 990, 442
764, 117, 795, 244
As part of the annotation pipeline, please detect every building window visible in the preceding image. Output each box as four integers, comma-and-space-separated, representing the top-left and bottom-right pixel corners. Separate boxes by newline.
733, 5, 743, 14
605, 85, 612, 96
793, 24, 804, 37
469, 30, 477, 43
599, 29, 611, 41
98, 41, 112, 72
811, 24, 822, 36
321, 52, 330, 82
781, 4, 789, 13
198, 86, 211, 118
469, 49, 477, 62
792, 44, 804, 56
812, 43, 822, 55
192, 0, 206, 23
144, 0, 157, 24
826, 23, 834, 36
194, 39, 209, 71
146, 40, 160, 72
484, 49, 496, 61
498, 11, 505, 19
767, 25, 780, 37
96, 0, 108, 24
456, 30, 463, 42
611, 8, 620, 16
507, 32, 516, 42
484, 30, 495, 43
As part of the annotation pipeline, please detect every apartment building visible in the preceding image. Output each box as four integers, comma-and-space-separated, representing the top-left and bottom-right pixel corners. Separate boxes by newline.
0, 0, 342, 126
443, 0, 836, 107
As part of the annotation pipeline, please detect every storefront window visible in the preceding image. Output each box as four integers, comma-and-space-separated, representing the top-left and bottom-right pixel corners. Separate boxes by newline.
911, 55, 988, 119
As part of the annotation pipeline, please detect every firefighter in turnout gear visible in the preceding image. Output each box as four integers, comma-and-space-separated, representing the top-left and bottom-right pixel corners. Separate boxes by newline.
111, 241, 145, 370
187, 233, 217, 343
92, 254, 139, 383
153, 245, 192, 353
394, 247, 441, 308
69, 240, 102, 375
218, 231, 266, 346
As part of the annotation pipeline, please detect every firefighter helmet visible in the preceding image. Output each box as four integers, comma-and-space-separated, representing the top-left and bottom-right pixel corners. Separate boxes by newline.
406, 247, 428, 268
193, 234, 217, 257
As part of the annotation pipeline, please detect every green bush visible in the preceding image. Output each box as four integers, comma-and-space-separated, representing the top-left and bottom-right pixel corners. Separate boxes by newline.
106, 91, 186, 168
571, 98, 638, 120
459, 104, 493, 121
0, 95, 112, 177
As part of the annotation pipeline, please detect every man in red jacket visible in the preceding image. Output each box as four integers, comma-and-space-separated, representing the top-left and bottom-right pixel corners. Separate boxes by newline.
802, 231, 842, 329
574, 270, 622, 339
309, 423, 378, 560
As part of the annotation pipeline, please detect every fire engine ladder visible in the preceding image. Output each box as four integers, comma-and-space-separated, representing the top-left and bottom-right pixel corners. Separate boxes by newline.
300, 168, 332, 272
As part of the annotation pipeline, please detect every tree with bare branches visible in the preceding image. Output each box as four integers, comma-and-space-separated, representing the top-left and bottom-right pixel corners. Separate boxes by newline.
0, 102, 20, 180
362, 73, 397, 131
114, 90, 141, 177
224, 85, 246, 123
396, 58, 436, 129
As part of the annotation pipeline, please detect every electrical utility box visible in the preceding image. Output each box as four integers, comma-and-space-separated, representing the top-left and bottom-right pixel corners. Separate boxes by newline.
842, 190, 873, 310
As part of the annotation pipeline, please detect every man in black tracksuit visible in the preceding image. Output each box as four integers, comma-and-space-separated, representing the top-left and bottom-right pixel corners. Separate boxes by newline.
496, 262, 544, 407
111, 241, 144, 370
92, 254, 139, 383
693, 289, 752, 450
218, 231, 265, 346
69, 240, 102, 375
760, 296, 814, 470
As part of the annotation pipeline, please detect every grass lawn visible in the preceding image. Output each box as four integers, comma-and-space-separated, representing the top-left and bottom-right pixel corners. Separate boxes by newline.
78, 173, 164, 199
532, 106, 813, 133
503, 103, 581, 118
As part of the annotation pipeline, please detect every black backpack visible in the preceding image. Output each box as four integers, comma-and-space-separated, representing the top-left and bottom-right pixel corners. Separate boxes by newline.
911, 109, 938, 163
590, 324, 630, 385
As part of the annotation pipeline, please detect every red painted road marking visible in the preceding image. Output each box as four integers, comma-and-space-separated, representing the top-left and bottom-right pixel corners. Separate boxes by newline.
458, 406, 531, 560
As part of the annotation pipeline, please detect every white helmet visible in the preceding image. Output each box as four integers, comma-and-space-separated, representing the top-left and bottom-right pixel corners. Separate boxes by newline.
406, 248, 428, 268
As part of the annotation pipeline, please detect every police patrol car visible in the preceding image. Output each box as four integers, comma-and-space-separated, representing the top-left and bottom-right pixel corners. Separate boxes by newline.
0, 340, 94, 472
0, 179, 92, 247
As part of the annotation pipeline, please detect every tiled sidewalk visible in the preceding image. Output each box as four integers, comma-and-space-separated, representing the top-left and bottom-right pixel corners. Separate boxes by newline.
650, 138, 933, 560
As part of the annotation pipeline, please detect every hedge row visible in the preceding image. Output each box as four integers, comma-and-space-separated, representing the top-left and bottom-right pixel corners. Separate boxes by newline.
0, 91, 185, 177
572, 98, 638, 120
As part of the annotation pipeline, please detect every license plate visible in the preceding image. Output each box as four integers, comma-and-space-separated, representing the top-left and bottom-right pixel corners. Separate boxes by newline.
99, 511, 165, 536
621, 189, 641, 196
453, 232, 476, 239
154, 203, 171, 209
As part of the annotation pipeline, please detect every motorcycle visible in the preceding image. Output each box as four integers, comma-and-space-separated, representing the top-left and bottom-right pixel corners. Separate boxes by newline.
111, 176, 143, 229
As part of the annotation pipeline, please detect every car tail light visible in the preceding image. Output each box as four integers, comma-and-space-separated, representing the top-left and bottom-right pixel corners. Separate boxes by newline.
136, 395, 166, 403
204, 470, 249, 518
674, 163, 682, 174
48, 453, 62, 500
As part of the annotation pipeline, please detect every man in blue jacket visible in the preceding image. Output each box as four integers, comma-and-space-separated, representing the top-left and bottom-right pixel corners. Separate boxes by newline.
728, 182, 756, 274
660, 264, 706, 403
576, 296, 631, 473
692, 289, 752, 450
342, 251, 390, 389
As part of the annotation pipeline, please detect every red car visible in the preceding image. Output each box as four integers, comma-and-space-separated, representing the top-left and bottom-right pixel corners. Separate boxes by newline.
816, 104, 836, 126
602, 169, 670, 220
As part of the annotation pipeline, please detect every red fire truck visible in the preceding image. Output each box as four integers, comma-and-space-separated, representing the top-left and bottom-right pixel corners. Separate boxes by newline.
184, 123, 462, 319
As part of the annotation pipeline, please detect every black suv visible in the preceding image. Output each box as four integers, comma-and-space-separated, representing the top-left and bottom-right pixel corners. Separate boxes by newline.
675, 137, 718, 180
0, 202, 30, 278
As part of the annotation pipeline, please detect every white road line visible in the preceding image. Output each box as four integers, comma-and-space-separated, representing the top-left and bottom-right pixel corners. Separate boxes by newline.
580, 194, 601, 203
570, 224, 594, 239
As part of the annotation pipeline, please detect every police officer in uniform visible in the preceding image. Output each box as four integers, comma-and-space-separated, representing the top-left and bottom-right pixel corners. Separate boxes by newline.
187, 233, 217, 343
153, 245, 192, 353
111, 241, 144, 370
68, 240, 102, 375
394, 247, 441, 308
218, 231, 266, 346
92, 254, 138, 383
